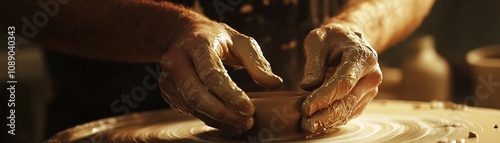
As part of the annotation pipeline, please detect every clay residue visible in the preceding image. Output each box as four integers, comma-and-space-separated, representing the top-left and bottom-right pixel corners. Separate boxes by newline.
468, 131, 478, 138
413, 100, 467, 110
435, 122, 463, 128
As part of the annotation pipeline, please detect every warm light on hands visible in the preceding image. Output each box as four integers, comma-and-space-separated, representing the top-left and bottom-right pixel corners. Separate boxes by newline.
158, 22, 282, 137
300, 24, 382, 134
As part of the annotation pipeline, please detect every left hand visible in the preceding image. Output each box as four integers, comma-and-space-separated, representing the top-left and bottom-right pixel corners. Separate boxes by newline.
300, 23, 383, 134
158, 21, 282, 137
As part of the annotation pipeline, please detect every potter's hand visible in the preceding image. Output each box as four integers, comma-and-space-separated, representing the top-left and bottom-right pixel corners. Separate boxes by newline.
300, 24, 382, 134
158, 21, 282, 137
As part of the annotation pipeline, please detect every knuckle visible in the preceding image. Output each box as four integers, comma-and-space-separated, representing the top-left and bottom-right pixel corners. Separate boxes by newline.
199, 69, 227, 86
365, 67, 383, 87
346, 46, 378, 68
190, 40, 212, 54
364, 47, 378, 62
336, 73, 357, 84
162, 64, 174, 74
234, 35, 259, 49
305, 29, 325, 44
178, 35, 214, 54
341, 94, 359, 108
160, 55, 175, 71
373, 68, 383, 84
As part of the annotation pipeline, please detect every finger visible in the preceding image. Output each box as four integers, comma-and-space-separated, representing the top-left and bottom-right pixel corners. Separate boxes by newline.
301, 94, 359, 133
301, 54, 367, 116
348, 68, 383, 97
160, 51, 195, 114
301, 70, 381, 133
187, 38, 254, 117
230, 35, 283, 89
346, 68, 382, 118
302, 89, 378, 134
349, 89, 378, 120
158, 71, 186, 112
162, 48, 253, 133
300, 29, 330, 91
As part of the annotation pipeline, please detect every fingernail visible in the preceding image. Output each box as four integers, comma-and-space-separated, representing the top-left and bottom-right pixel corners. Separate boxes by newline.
302, 103, 317, 116
301, 117, 316, 133
246, 118, 254, 130
310, 104, 318, 114
238, 100, 254, 116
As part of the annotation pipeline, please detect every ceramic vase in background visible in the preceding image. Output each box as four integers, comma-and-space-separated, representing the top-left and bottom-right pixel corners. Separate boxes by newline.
399, 35, 451, 101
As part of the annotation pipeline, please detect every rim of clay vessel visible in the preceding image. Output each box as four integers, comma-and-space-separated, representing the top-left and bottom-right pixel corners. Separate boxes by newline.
247, 91, 309, 99
466, 44, 500, 68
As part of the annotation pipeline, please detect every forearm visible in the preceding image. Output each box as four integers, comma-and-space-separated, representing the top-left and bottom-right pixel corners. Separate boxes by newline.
3, 0, 207, 63
325, 0, 435, 52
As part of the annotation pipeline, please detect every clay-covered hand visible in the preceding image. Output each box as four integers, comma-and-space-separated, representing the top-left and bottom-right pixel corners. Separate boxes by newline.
300, 24, 382, 134
158, 21, 282, 137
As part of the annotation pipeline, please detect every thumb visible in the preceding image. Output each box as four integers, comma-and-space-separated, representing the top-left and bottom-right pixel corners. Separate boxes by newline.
230, 36, 283, 89
300, 29, 329, 91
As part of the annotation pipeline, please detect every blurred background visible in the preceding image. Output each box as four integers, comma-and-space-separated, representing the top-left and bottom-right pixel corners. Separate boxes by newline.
1, 0, 500, 142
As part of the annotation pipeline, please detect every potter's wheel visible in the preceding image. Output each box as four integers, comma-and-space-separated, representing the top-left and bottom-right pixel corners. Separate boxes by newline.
48, 100, 500, 143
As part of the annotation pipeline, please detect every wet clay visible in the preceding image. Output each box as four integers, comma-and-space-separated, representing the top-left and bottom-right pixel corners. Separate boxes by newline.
47, 100, 500, 143
468, 131, 478, 138
243, 91, 309, 140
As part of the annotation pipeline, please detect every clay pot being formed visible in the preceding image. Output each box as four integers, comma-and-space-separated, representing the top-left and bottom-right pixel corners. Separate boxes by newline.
244, 91, 309, 141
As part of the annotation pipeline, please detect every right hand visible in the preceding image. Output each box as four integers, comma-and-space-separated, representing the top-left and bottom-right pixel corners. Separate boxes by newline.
158, 21, 283, 136
300, 23, 382, 134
